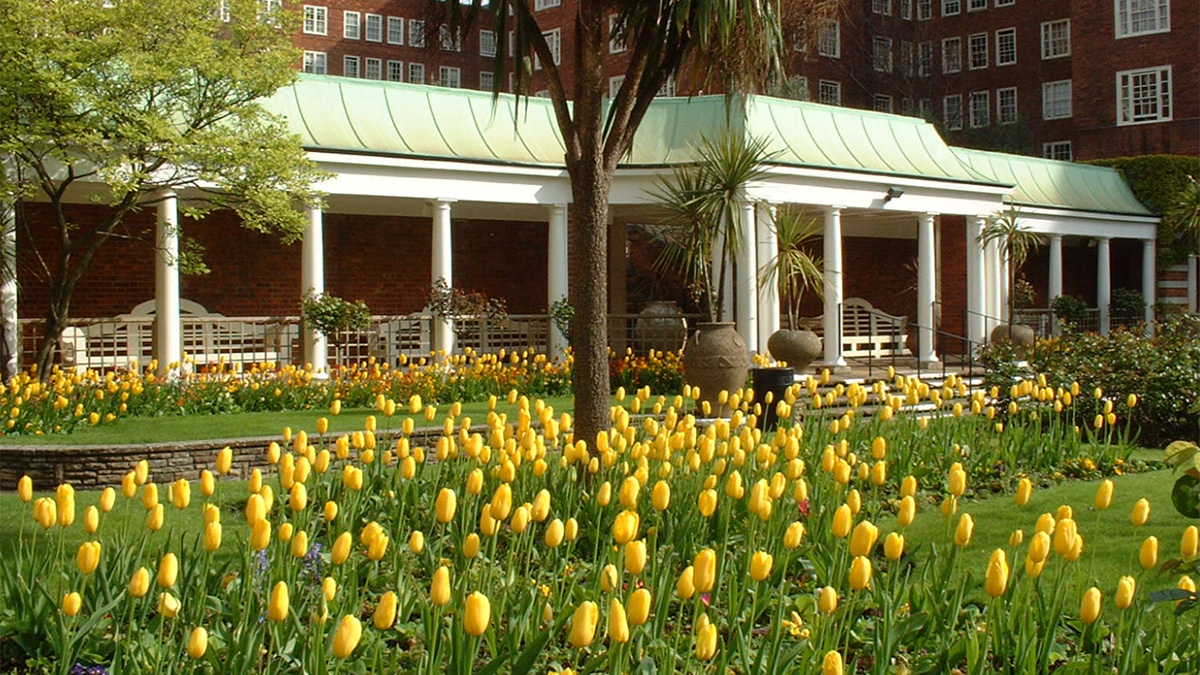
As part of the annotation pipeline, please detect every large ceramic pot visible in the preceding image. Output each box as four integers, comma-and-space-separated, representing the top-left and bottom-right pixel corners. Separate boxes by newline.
766, 329, 822, 372
989, 323, 1036, 356
633, 300, 688, 354
682, 322, 749, 416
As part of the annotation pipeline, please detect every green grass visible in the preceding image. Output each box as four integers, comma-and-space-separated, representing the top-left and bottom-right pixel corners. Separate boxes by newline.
0, 396, 575, 446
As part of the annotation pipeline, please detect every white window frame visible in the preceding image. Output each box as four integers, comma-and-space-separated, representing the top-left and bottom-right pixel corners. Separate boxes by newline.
943, 94, 963, 130
439, 66, 461, 88
387, 17, 404, 45
918, 41, 933, 77
873, 36, 894, 72
901, 0, 913, 19
408, 62, 425, 85
608, 75, 625, 99
1115, 0, 1171, 38
901, 41, 915, 77
968, 0, 987, 10
874, 94, 894, 113
1040, 20, 1070, 59
364, 57, 382, 80
387, 60, 404, 82
819, 80, 842, 106
1042, 80, 1073, 119
480, 29, 497, 57
440, 25, 463, 52
365, 14, 382, 42
873, 0, 893, 14
997, 87, 1018, 124
343, 55, 360, 79
302, 5, 327, 36
1043, 141, 1073, 161
479, 71, 495, 92
969, 91, 990, 127
343, 11, 360, 40
917, 0, 932, 19
818, 20, 841, 58
942, 37, 962, 73
534, 28, 562, 70
995, 28, 1017, 66
942, 0, 961, 16
919, 98, 933, 119
1116, 65, 1172, 125
609, 15, 627, 53
995, 0, 1015, 5
534, 0, 561, 9
658, 75, 677, 97
409, 20, 426, 48
968, 33, 989, 69
302, 51, 326, 75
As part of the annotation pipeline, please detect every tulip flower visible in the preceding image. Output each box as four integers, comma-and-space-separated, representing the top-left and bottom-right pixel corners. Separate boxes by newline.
1080, 587, 1101, 624
510, 505, 531, 534
435, 488, 457, 524
99, 487, 116, 513
651, 480, 671, 511
268, 581, 289, 622
676, 566, 696, 599
823, 650, 844, 675
463, 532, 481, 558
324, 501, 339, 522
832, 504, 853, 539
818, 585, 839, 614
784, 521, 805, 550
628, 588, 651, 626
368, 534, 390, 561
187, 627, 208, 659
849, 556, 872, 591
431, 566, 451, 606
850, 520, 879, 557
323, 577, 337, 602
374, 591, 398, 629
900, 475, 917, 498
695, 622, 718, 660
216, 446, 233, 475
157, 553, 178, 589
1130, 498, 1150, 526
612, 510, 639, 545
545, 519, 565, 548
1182, 526, 1198, 561
158, 592, 181, 619
1094, 480, 1114, 510
1015, 478, 1033, 507
203, 522, 222, 553
409, 530, 425, 554
332, 615, 363, 658
1035, 513, 1055, 536
693, 549, 717, 593
129, 567, 151, 598
947, 463, 967, 497
1053, 519, 1078, 557
289, 483, 307, 512
625, 540, 647, 575
750, 551, 773, 582
466, 469, 484, 495
291, 530, 309, 558
83, 506, 100, 534
608, 599, 630, 643
490, 484, 513, 520
17, 475, 32, 502
62, 591, 82, 617
464, 591, 491, 636
1116, 576, 1136, 609
884, 532, 905, 561
954, 514, 975, 548
56, 484, 76, 527
245, 493, 266, 525
698, 489, 718, 517
134, 460, 150, 486
569, 601, 600, 648
985, 549, 1009, 597
1140, 536, 1158, 570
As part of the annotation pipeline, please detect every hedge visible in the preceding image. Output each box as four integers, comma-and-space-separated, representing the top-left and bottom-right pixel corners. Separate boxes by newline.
1086, 154, 1200, 267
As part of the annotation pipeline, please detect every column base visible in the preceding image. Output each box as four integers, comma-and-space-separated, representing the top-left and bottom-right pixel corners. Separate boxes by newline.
919, 357, 941, 370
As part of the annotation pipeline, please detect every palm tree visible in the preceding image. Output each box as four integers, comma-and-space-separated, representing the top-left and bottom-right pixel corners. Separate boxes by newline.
980, 206, 1041, 324
761, 207, 823, 330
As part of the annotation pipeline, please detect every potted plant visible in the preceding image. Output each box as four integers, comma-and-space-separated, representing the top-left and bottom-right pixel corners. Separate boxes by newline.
426, 278, 508, 347
650, 131, 775, 413
760, 207, 824, 370
980, 207, 1041, 351
300, 291, 371, 367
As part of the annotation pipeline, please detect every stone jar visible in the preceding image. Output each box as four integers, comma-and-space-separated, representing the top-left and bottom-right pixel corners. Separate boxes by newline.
634, 300, 688, 354
681, 322, 749, 416
766, 328, 822, 372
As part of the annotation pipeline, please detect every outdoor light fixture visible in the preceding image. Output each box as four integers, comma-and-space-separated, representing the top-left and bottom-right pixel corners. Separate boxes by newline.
883, 186, 904, 203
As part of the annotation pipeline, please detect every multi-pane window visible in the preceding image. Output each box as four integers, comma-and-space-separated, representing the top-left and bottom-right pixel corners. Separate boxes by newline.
343, 55, 360, 78
818, 20, 841, 58
943, 94, 963, 130
901, 41, 915, 77
873, 0, 892, 14
409, 20, 425, 48
942, 0, 960, 15
219, 0, 231, 22
969, 91, 990, 127
942, 37, 962, 73
609, 15, 627, 53
303, 5, 327, 35
439, 66, 461, 88
408, 62, 425, 84
1041, 20, 1070, 58
874, 94, 894, 113
608, 76, 625, 99
387, 60, 404, 82
917, 0, 932, 19
387, 17, 404, 45
788, 75, 810, 100
995, 28, 1016, 65
535, 28, 561, 69
918, 42, 933, 76
873, 37, 894, 72
259, 0, 282, 24
902, 97, 914, 115
1043, 141, 1073, 161
1116, 0, 1170, 38
995, 0, 1015, 6
343, 11, 360, 40
1117, 66, 1172, 124
919, 98, 933, 119
968, 33, 988, 69
534, 0, 561, 9
365, 15, 382, 42
302, 51, 326, 75
997, 87, 1018, 124
819, 80, 842, 105
968, 0, 987, 10
1042, 80, 1072, 119
658, 75, 677, 97
901, 0, 913, 19
364, 57, 381, 80
480, 71, 495, 91
440, 25, 462, 51
480, 30, 496, 57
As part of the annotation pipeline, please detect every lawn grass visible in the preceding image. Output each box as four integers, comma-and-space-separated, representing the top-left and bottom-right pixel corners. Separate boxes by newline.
0, 396, 575, 446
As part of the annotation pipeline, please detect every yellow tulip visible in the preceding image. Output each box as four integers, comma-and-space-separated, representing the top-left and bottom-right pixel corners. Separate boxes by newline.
694, 548, 717, 593
900, 475, 917, 497
145, 503, 165, 532
628, 588, 652, 626
374, 591, 398, 629
947, 463, 967, 497
323, 500, 339, 523
436, 488, 457, 524
431, 566, 451, 606
121, 472, 137, 499
134, 459, 149, 486
332, 615, 363, 658
409, 530, 425, 554
651, 480, 671, 511
322, 576, 337, 602
1064, 533, 1084, 562
612, 510, 639, 545
884, 532, 905, 561
849, 520, 879, 557
1093, 480, 1114, 510
216, 446, 233, 475
83, 506, 100, 534
33, 497, 56, 529
62, 591, 82, 617
619, 476, 640, 510
1140, 536, 1158, 570
545, 519, 565, 548
203, 522, 222, 553
695, 621, 718, 660
17, 475, 32, 502
823, 650, 844, 675
832, 504, 853, 538
676, 566, 696, 599
954, 513, 975, 548
1015, 478, 1032, 506
750, 551, 773, 582
245, 493, 266, 525
784, 521, 805, 550
1053, 519, 1078, 557
158, 553, 178, 588
466, 468, 484, 495
698, 489, 718, 517
56, 483, 76, 526
463, 532, 481, 558
1080, 587, 1101, 624
1130, 498, 1150, 526
849, 556, 872, 591
129, 567, 151, 598
510, 505, 531, 534
1035, 513, 1055, 536
291, 530, 309, 558
608, 598, 630, 643
1181, 526, 1199, 560
246, 518, 269, 550
897, 496, 916, 527
985, 549, 1009, 597
624, 540, 647, 575
187, 626, 208, 659
158, 592, 180, 619
268, 581, 289, 622
1025, 557, 1046, 579
76, 541, 101, 575
99, 487, 116, 513
565, 518, 579, 541
464, 591, 491, 636
1116, 576, 1136, 609
819, 585, 839, 613
368, 534, 390, 561
489, 484, 513, 520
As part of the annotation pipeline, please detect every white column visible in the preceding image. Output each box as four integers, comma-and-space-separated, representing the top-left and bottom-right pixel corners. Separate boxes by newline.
917, 213, 939, 365
431, 199, 455, 354
301, 206, 328, 373
1048, 233, 1064, 335
1142, 239, 1155, 335
966, 216, 986, 347
985, 231, 1004, 330
547, 204, 569, 354
735, 200, 758, 353
711, 229, 732, 322
154, 191, 182, 374
756, 203, 780, 356
822, 206, 846, 369
1, 204, 17, 376
1097, 236, 1111, 335
1189, 255, 1198, 313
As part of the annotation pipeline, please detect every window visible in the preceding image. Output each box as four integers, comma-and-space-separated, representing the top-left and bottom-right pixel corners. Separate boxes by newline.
439, 66, 461, 88
874, 94, 894, 113
480, 71, 495, 91
942, 0, 960, 15
917, 0, 932, 19
535, 28, 561, 69
969, 91, 990, 127
408, 62, 425, 84
1042, 80, 1072, 119
787, 75, 810, 100
480, 30, 496, 57
1115, 0, 1170, 38
343, 55, 360, 78
995, 0, 1015, 5
440, 25, 462, 52
873, 0, 892, 14
1041, 20, 1070, 58
942, 37, 962, 73
387, 17, 404, 45
943, 94, 963, 130
658, 75, 677, 97
918, 42, 933, 76
902, 97, 914, 115
302, 51, 326, 75
818, 20, 840, 58
609, 15, 626, 53
364, 57, 381, 80
365, 14, 382, 42
409, 20, 425, 48
997, 87, 1018, 123
968, 0, 987, 10
901, 0, 913, 19
819, 80, 841, 105
968, 33, 988, 69
303, 5, 327, 35
219, 0, 231, 22
919, 98, 932, 119
387, 60, 404, 82
901, 41, 914, 77
259, 0, 282, 24
343, 11, 360, 40
1117, 65, 1172, 124
995, 28, 1016, 65
535, 0, 561, 9
608, 76, 625, 98
873, 37, 893, 72
1043, 141, 1073, 161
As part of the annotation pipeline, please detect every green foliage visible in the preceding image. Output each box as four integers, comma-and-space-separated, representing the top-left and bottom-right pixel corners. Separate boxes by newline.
760, 207, 823, 328
1086, 155, 1200, 266
426, 278, 507, 339
548, 298, 574, 346
980, 208, 1041, 319
300, 292, 371, 340
1109, 287, 1146, 326
1050, 295, 1089, 325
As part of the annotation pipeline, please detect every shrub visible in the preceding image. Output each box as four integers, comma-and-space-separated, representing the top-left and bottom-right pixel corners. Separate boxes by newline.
1050, 294, 1089, 326
1086, 155, 1200, 267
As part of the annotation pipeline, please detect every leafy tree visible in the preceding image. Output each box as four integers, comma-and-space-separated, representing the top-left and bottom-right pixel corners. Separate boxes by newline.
980, 207, 1041, 323
442, 0, 790, 443
0, 0, 325, 379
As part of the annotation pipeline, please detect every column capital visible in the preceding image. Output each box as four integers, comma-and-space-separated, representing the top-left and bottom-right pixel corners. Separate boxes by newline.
1047, 232, 1063, 240
155, 188, 177, 200
918, 212, 939, 220
1095, 235, 1112, 243
826, 204, 848, 213
428, 199, 457, 208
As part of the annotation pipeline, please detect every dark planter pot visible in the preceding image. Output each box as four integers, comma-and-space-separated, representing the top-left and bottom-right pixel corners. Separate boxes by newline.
767, 329, 822, 372
751, 366, 795, 431
681, 322, 749, 417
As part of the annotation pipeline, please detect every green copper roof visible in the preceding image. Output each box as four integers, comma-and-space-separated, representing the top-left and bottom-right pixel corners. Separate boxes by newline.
951, 147, 1151, 216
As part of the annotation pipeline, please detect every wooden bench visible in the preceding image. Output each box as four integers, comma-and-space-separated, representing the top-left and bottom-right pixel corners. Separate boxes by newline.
800, 298, 909, 359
